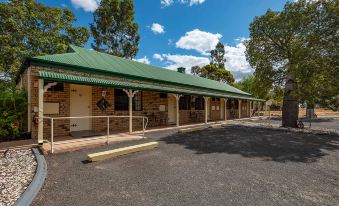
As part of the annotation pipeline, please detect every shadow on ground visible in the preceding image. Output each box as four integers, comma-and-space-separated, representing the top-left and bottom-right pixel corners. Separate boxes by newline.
160, 125, 339, 163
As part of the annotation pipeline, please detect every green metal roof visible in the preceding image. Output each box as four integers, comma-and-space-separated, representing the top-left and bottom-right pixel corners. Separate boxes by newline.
28, 45, 256, 97
38, 71, 264, 101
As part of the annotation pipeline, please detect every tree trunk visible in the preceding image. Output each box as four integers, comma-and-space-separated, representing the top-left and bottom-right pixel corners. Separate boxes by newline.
282, 72, 299, 128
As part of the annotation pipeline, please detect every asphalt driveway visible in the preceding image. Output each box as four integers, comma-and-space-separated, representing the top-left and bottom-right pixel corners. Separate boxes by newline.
33, 125, 339, 206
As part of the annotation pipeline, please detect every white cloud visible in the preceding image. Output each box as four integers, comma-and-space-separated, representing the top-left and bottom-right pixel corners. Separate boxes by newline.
180, 0, 206, 6
176, 29, 222, 55
153, 53, 164, 61
71, 0, 100, 12
224, 38, 253, 81
160, 54, 209, 72
134, 56, 150, 64
161, 0, 174, 7
161, 0, 205, 7
151, 23, 165, 34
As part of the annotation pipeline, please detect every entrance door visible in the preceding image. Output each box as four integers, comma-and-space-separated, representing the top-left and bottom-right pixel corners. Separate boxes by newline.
210, 98, 221, 121
168, 95, 176, 124
70, 84, 92, 131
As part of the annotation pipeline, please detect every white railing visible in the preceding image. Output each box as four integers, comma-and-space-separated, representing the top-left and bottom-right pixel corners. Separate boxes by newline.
43, 115, 148, 153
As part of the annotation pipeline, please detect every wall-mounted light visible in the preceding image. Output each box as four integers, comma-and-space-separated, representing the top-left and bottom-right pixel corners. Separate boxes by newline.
102, 90, 107, 97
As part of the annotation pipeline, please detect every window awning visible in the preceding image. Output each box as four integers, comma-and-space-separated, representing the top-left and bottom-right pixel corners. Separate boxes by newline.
38, 71, 265, 102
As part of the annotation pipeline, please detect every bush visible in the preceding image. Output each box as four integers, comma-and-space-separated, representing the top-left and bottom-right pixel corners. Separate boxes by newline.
0, 88, 28, 141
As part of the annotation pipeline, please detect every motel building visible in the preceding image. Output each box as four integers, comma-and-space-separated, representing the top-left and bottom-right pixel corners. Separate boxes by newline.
16, 45, 265, 153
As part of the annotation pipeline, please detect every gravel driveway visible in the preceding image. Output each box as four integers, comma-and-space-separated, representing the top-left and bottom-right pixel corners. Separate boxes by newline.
33, 125, 339, 206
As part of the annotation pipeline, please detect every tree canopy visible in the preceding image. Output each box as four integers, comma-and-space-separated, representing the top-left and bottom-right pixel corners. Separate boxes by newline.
192, 42, 235, 84
0, 0, 90, 81
90, 0, 140, 59
245, 0, 338, 127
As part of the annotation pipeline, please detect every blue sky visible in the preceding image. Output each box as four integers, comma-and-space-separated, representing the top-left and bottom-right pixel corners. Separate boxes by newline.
25, 0, 289, 80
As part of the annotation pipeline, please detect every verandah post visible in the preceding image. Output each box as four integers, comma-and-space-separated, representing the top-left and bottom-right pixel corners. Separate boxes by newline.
203, 96, 210, 124
171, 94, 182, 127
238, 99, 242, 119
123, 89, 139, 134
38, 78, 44, 144
224, 98, 228, 121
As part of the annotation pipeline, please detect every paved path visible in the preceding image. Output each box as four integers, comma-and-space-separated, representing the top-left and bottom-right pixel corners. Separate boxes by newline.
33, 126, 339, 206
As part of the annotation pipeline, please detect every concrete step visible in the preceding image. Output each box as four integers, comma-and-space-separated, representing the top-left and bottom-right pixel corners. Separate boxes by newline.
87, 141, 159, 162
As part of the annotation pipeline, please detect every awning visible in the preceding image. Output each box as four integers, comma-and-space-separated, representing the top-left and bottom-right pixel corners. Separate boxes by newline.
38, 71, 265, 102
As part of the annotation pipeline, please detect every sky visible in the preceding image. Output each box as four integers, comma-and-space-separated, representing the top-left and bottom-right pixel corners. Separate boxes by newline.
21, 0, 289, 81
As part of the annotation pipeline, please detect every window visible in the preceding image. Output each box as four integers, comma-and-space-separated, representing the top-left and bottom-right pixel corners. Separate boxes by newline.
114, 89, 142, 111
44, 80, 64, 92
195, 97, 205, 110
133, 92, 142, 111
226, 99, 232, 109
234, 99, 239, 109
179, 95, 191, 110
159, 93, 167, 98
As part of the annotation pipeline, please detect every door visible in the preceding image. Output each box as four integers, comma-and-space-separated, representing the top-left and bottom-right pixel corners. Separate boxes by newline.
168, 95, 176, 124
70, 84, 92, 131
220, 99, 225, 120
210, 98, 221, 121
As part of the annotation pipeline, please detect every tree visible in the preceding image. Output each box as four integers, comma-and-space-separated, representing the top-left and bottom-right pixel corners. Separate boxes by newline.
90, 0, 140, 59
0, 0, 90, 80
245, 0, 338, 127
192, 42, 235, 84
192, 64, 234, 84
234, 75, 284, 110
210, 42, 226, 68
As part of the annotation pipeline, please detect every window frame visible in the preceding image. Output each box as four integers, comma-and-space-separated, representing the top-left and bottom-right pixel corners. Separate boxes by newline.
194, 96, 205, 110
179, 95, 191, 110
114, 89, 143, 111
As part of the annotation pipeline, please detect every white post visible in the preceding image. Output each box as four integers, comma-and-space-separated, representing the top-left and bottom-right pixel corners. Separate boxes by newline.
142, 117, 145, 138
249, 101, 252, 117
238, 99, 242, 119
265, 103, 268, 117
171, 94, 182, 127
107, 116, 109, 144
123, 89, 139, 134
203, 97, 210, 124
51, 118, 53, 153
27, 68, 31, 132
224, 98, 228, 121
38, 79, 44, 144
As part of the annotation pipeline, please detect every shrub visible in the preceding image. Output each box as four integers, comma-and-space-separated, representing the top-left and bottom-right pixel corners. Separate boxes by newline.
0, 88, 28, 141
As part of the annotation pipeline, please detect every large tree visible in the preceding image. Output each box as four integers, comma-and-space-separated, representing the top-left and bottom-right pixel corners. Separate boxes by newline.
245, 0, 338, 127
0, 0, 90, 81
192, 42, 235, 84
90, 0, 140, 59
